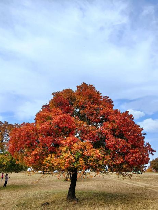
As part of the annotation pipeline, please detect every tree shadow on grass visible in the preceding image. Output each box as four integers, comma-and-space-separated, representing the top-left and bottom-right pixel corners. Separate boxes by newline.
14, 190, 153, 210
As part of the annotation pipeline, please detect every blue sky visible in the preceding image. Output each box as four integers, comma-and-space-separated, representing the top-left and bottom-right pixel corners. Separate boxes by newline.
0, 0, 158, 161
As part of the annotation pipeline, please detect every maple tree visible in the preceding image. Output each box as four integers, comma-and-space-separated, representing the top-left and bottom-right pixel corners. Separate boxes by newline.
150, 158, 158, 172
0, 121, 15, 152
0, 122, 26, 173
9, 83, 155, 201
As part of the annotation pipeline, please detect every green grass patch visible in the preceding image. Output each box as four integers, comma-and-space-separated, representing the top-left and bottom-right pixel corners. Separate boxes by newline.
1, 184, 31, 191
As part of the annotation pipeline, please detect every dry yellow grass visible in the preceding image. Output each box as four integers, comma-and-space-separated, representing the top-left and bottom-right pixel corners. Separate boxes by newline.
0, 172, 158, 210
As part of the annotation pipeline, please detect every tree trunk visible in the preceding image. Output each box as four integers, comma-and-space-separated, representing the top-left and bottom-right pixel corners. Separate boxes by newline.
67, 168, 78, 201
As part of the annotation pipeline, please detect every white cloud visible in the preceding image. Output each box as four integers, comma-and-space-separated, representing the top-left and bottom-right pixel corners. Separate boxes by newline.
127, 109, 145, 120
138, 118, 158, 133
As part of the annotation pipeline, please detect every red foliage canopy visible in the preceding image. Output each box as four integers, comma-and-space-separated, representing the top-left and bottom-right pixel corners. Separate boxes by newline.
9, 83, 155, 172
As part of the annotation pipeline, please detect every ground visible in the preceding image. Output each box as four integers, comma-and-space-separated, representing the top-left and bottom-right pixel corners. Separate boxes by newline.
0, 172, 158, 210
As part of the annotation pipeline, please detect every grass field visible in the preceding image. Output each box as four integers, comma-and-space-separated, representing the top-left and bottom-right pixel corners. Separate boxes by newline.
0, 172, 158, 210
